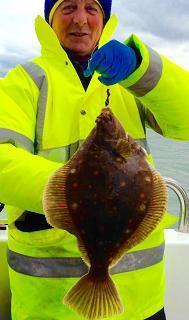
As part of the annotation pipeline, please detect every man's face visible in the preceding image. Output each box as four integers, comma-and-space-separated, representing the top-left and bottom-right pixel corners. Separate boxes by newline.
52, 0, 104, 57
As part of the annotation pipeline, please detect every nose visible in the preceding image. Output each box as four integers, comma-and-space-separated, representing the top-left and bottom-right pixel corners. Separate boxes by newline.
73, 7, 87, 27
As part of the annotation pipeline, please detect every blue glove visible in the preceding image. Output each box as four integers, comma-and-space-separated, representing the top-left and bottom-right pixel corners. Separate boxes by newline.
83, 40, 137, 85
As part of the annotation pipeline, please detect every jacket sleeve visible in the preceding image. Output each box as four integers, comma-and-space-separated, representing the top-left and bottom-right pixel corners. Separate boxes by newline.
120, 34, 189, 141
0, 65, 62, 213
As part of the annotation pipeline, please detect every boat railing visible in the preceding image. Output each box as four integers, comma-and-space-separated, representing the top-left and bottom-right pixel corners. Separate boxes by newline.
164, 177, 189, 233
0, 203, 7, 230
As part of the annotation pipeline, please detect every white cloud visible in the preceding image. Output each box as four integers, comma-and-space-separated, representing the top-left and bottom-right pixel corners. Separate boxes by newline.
0, 0, 43, 48
112, 0, 189, 69
0, 0, 44, 75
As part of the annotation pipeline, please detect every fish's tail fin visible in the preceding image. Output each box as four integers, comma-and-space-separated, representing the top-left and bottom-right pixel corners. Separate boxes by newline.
63, 271, 123, 319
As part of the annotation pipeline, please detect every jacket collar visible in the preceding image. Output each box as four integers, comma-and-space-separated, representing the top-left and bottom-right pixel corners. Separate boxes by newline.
35, 14, 118, 59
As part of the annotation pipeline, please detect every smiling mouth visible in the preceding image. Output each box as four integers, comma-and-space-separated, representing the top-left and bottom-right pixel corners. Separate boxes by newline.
69, 33, 88, 37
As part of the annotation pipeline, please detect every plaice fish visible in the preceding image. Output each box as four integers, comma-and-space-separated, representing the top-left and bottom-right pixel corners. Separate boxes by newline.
43, 107, 168, 320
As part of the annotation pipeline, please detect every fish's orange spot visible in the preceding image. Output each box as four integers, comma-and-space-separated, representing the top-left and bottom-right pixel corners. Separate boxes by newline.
120, 181, 127, 187
93, 170, 99, 176
139, 193, 145, 199
73, 183, 79, 188
59, 204, 66, 208
71, 203, 78, 210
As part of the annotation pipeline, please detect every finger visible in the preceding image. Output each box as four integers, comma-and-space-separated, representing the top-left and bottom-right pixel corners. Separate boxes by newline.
99, 65, 129, 85
98, 76, 116, 86
83, 67, 92, 77
83, 50, 105, 77
99, 54, 132, 84
100, 52, 122, 79
95, 48, 114, 75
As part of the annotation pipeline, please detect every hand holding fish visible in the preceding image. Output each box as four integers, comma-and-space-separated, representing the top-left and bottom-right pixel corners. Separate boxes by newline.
83, 40, 137, 85
43, 107, 167, 320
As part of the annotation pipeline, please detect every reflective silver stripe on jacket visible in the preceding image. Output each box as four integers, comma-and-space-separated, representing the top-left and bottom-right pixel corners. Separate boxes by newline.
21, 62, 48, 152
128, 47, 163, 97
7, 243, 165, 278
135, 98, 163, 136
22, 62, 45, 89
0, 128, 34, 153
38, 140, 82, 163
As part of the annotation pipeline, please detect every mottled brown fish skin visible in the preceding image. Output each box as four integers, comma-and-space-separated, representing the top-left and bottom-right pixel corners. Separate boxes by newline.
43, 106, 167, 319
65, 107, 153, 277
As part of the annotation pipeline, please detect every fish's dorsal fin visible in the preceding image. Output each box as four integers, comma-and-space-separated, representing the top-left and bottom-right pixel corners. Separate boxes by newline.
109, 169, 168, 268
43, 165, 76, 235
116, 138, 132, 159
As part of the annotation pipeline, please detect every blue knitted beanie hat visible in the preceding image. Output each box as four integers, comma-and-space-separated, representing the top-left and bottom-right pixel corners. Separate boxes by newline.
44, 0, 112, 24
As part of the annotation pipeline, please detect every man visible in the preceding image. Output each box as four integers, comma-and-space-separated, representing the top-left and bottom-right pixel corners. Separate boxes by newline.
0, 0, 188, 319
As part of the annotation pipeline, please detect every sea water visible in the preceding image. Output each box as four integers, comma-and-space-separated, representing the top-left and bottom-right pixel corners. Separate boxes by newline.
147, 129, 189, 227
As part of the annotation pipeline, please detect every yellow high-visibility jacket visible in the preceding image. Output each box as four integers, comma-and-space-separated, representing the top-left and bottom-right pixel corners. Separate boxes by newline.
0, 15, 188, 320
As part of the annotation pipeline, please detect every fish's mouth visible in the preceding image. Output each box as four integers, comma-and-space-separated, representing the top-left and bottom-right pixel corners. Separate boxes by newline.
96, 107, 126, 141
96, 108, 113, 124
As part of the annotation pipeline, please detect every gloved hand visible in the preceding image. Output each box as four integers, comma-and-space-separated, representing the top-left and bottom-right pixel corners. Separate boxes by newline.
83, 40, 137, 85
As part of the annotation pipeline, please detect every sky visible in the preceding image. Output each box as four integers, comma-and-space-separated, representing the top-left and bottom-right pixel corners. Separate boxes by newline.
1, 0, 189, 76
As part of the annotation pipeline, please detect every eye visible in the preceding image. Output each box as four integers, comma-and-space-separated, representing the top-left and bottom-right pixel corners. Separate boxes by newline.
61, 4, 76, 14
86, 5, 98, 14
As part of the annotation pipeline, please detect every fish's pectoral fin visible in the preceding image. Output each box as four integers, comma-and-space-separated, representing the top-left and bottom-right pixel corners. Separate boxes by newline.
116, 138, 132, 159
63, 269, 123, 319
109, 169, 168, 268
43, 164, 76, 235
